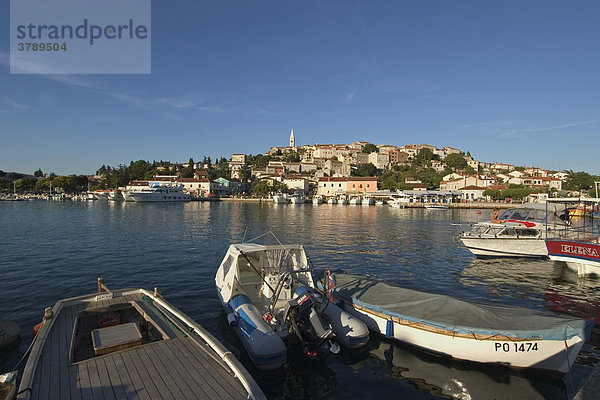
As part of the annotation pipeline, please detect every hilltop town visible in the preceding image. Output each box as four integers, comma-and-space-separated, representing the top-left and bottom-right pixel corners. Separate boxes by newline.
1, 129, 598, 201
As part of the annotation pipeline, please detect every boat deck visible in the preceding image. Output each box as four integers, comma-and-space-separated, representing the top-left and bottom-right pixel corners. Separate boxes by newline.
18, 291, 255, 400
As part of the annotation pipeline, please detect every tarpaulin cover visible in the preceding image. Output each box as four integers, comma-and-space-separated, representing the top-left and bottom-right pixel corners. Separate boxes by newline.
334, 273, 592, 341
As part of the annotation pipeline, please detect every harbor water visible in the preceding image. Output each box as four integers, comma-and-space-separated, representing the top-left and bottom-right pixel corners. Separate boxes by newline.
1, 201, 599, 399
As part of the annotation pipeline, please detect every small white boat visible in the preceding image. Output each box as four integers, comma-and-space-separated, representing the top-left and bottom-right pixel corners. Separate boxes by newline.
312, 195, 324, 204
375, 200, 385, 206
215, 239, 369, 370
361, 196, 375, 205
546, 198, 600, 277
424, 204, 448, 210
290, 194, 305, 204
348, 196, 361, 205
337, 195, 348, 205
326, 197, 337, 205
458, 204, 568, 258
333, 273, 592, 375
272, 194, 290, 204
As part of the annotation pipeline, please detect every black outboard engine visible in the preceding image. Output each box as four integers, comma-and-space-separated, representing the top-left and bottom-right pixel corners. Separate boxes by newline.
284, 292, 336, 360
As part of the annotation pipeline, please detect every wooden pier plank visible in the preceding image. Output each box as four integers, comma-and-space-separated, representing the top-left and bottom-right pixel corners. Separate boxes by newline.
109, 352, 136, 400
119, 349, 151, 400
76, 361, 94, 400
68, 364, 82, 400
85, 354, 106, 400
128, 345, 165, 400
95, 357, 117, 400
150, 340, 205, 400
58, 302, 72, 399
140, 343, 188, 400
162, 338, 222, 400
179, 337, 245, 399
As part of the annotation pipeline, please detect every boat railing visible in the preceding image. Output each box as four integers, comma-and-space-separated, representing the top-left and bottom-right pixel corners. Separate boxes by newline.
142, 288, 266, 400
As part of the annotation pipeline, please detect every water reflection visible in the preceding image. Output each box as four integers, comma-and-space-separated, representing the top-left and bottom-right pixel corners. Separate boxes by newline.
2, 201, 598, 400
364, 337, 567, 400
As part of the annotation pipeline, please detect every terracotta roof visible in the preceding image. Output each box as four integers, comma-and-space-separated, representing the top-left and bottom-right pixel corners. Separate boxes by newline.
460, 185, 486, 190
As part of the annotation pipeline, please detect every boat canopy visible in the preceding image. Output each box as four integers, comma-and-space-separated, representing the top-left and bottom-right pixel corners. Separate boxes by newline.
498, 203, 566, 226
334, 274, 592, 341
216, 243, 309, 303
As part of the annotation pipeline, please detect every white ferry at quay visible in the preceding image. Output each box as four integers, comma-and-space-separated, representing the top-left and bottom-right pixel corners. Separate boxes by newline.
122, 180, 191, 202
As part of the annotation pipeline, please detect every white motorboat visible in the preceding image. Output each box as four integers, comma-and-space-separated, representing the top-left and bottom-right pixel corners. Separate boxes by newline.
337, 195, 348, 205
348, 196, 361, 205
326, 197, 337, 205
272, 194, 290, 204
458, 204, 567, 258
215, 238, 369, 370
312, 195, 324, 204
424, 204, 448, 210
290, 194, 305, 204
389, 196, 410, 208
361, 196, 375, 205
122, 181, 190, 202
545, 198, 600, 277
333, 273, 592, 375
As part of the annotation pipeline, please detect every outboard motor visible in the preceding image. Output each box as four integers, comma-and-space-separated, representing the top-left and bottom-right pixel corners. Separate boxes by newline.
284, 292, 338, 360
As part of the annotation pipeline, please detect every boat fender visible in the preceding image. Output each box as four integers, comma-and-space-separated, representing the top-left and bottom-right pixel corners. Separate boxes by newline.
32, 322, 44, 337
385, 318, 393, 338
227, 313, 238, 327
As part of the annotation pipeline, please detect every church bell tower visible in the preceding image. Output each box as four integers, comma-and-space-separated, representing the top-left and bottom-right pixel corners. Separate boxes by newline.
289, 129, 295, 148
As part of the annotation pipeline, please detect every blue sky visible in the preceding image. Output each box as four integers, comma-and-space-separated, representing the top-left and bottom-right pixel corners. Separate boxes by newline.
2, 1, 600, 175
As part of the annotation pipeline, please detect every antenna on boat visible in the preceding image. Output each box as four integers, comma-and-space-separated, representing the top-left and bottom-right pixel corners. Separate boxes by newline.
242, 227, 248, 243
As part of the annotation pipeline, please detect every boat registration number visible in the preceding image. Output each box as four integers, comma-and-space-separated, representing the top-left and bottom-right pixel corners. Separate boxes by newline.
495, 342, 538, 352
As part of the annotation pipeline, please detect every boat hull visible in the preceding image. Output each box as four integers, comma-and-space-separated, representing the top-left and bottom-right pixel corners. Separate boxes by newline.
339, 299, 585, 374
547, 239, 600, 277
460, 237, 548, 258
226, 294, 287, 370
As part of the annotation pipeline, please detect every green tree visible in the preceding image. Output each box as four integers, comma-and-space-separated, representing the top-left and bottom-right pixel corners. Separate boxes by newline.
362, 143, 378, 153
355, 163, 377, 177
283, 151, 300, 163
412, 148, 434, 166
444, 153, 467, 170
564, 171, 597, 191
35, 177, 52, 192
251, 180, 270, 197
34, 168, 44, 177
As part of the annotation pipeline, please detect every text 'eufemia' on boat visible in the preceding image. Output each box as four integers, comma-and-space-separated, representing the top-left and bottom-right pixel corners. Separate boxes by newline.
331, 273, 592, 376
16, 278, 265, 400
215, 239, 369, 370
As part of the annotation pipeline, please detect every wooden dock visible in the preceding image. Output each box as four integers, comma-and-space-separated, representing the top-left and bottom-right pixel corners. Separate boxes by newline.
18, 287, 264, 400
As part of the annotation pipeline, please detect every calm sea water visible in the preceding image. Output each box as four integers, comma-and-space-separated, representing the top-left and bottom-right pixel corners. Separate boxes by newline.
1, 201, 598, 399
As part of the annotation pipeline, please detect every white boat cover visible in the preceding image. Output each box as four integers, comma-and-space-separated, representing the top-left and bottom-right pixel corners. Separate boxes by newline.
334, 274, 592, 341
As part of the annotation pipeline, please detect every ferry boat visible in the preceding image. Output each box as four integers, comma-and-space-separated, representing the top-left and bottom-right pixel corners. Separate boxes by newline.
545, 198, 600, 277
122, 181, 190, 202
457, 204, 567, 258
215, 237, 369, 370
